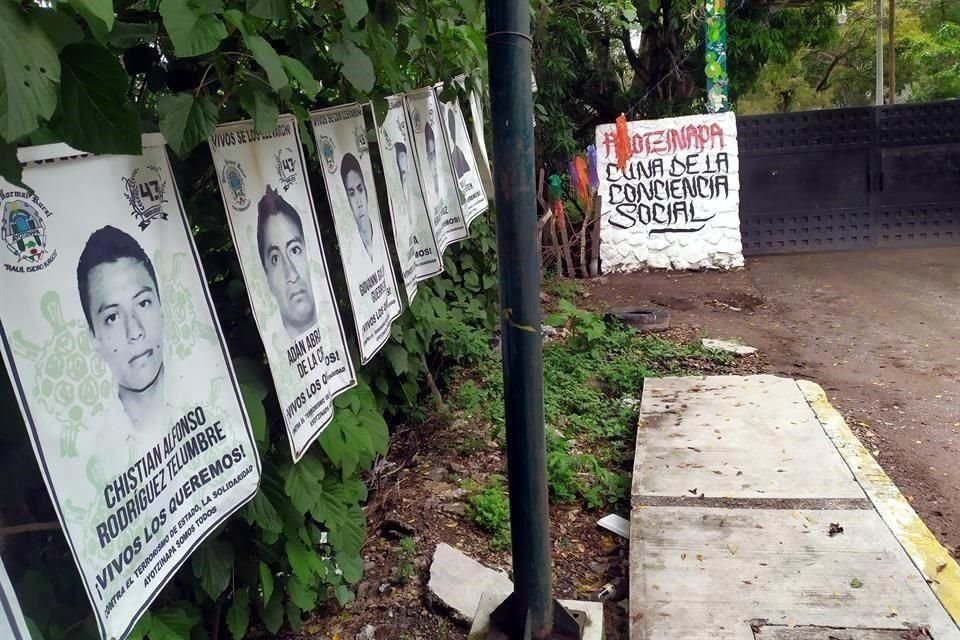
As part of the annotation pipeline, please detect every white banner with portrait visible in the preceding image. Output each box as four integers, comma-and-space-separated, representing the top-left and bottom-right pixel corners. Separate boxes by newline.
466, 79, 494, 195
0, 137, 261, 640
1, 557, 30, 640
404, 87, 469, 255
208, 115, 356, 460
437, 82, 488, 226
374, 96, 443, 302
310, 104, 403, 363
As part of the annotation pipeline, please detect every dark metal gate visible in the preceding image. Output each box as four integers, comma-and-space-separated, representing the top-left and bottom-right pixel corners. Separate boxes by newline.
737, 100, 960, 255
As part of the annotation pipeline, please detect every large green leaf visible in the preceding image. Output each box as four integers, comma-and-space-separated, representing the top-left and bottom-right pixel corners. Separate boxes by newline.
53, 43, 141, 155
330, 40, 375, 93
0, 1, 62, 141
286, 601, 303, 632
238, 83, 279, 134
328, 504, 365, 556
226, 589, 250, 640
319, 419, 360, 476
33, 9, 84, 52
280, 56, 321, 99
336, 552, 363, 584
68, 0, 114, 37
246, 0, 289, 20
334, 584, 356, 606
260, 590, 284, 634
149, 607, 197, 640
243, 489, 283, 532
160, 0, 228, 57
343, 0, 368, 27
158, 93, 219, 156
384, 344, 408, 375
191, 539, 234, 600
245, 35, 288, 91
310, 477, 349, 527
285, 576, 317, 611
360, 411, 389, 457
259, 562, 274, 604
282, 455, 326, 513
285, 539, 315, 582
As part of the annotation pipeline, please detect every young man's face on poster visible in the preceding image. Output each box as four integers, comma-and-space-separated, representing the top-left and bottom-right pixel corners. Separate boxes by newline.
87, 257, 164, 392
345, 169, 369, 231
260, 206, 317, 339
425, 124, 439, 198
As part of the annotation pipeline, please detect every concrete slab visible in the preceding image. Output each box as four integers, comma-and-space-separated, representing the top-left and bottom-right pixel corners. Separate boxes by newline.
630, 506, 960, 640
467, 592, 603, 640
427, 543, 513, 623
702, 338, 758, 355
634, 375, 865, 502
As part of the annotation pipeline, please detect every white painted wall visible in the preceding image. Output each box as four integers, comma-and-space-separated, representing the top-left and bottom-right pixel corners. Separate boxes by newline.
595, 112, 744, 271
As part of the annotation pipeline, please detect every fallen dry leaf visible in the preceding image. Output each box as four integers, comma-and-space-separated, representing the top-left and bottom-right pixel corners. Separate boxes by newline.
850, 577, 863, 588
696, 554, 704, 562
727, 543, 738, 555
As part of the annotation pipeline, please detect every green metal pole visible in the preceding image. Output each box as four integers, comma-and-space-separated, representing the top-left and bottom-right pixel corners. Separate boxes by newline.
485, 2, 580, 639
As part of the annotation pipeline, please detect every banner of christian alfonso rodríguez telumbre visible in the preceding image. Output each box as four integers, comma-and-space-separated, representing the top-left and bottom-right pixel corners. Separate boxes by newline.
1, 557, 30, 640
310, 104, 402, 363
437, 81, 489, 227
208, 115, 357, 460
0, 136, 261, 640
404, 87, 469, 255
373, 96, 443, 303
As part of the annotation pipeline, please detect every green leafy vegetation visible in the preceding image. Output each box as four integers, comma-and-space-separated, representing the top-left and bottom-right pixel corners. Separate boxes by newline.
395, 537, 417, 585
453, 296, 731, 545
737, 0, 960, 111
466, 475, 512, 551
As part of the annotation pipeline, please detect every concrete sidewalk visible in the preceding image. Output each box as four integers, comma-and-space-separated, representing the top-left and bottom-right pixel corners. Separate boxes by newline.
630, 375, 960, 639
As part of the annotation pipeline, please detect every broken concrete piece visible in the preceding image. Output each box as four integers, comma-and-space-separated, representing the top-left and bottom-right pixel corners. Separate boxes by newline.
427, 543, 513, 624
701, 338, 758, 355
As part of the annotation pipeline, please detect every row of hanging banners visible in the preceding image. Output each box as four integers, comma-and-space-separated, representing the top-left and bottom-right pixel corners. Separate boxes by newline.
0, 79, 493, 640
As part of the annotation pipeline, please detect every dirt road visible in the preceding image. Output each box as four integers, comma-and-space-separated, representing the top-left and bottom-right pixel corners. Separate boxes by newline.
585, 247, 960, 555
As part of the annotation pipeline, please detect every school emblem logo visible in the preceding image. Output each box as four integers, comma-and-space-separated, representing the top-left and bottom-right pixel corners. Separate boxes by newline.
319, 136, 337, 174
354, 125, 369, 158
221, 160, 250, 211
1, 195, 56, 271
122, 165, 169, 230
275, 147, 298, 191
412, 108, 423, 134
380, 124, 394, 151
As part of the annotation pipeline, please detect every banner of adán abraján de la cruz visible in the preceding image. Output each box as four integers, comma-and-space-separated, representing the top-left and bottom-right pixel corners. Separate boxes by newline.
208, 115, 357, 461
1, 557, 30, 640
310, 104, 403, 363
436, 82, 489, 227
374, 96, 444, 302
404, 87, 469, 255
0, 136, 261, 640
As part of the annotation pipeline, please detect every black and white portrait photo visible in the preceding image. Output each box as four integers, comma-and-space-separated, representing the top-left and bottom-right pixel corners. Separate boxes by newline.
311, 104, 401, 364
77, 225, 166, 430
256, 186, 318, 340
375, 97, 443, 302
210, 115, 356, 461
0, 136, 260, 639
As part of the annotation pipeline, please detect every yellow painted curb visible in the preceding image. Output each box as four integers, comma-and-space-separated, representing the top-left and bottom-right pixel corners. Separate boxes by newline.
797, 379, 960, 628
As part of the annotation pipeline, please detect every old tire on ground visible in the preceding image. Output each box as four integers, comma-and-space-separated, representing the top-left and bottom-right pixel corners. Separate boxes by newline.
606, 306, 670, 332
